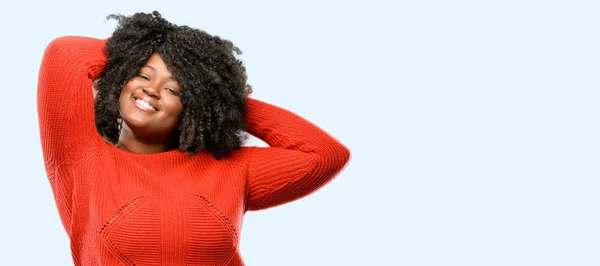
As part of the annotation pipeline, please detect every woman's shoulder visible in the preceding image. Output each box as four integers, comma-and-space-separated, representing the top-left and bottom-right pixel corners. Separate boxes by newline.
220, 146, 255, 164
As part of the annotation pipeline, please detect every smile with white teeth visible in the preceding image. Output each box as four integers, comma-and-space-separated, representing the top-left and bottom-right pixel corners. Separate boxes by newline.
135, 98, 157, 111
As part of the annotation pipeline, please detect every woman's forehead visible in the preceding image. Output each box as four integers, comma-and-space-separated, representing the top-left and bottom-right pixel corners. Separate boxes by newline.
142, 53, 176, 80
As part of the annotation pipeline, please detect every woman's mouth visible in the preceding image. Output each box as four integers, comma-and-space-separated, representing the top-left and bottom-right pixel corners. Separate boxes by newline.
134, 98, 158, 112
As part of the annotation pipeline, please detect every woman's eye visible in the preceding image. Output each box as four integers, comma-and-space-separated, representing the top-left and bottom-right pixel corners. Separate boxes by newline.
138, 75, 150, 81
166, 88, 180, 96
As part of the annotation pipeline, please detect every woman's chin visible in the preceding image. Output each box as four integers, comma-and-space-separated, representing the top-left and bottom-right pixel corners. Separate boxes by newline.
123, 114, 151, 127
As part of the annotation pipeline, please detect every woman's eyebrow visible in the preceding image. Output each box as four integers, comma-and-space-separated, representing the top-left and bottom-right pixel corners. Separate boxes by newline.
142, 65, 174, 80
142, 65, 157, 71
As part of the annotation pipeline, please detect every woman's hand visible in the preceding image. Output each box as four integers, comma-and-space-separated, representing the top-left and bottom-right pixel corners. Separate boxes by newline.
92, 78, 101, 99
244, 85, 253, 98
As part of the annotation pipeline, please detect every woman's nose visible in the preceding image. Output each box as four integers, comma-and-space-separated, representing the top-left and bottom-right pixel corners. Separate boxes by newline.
143, 85, 160, 99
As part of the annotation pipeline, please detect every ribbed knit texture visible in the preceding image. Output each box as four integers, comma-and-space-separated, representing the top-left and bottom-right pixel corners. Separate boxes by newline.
37, 36, 351, 266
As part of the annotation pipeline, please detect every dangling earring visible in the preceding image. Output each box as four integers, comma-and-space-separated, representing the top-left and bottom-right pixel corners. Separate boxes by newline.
117, 116, 123, 132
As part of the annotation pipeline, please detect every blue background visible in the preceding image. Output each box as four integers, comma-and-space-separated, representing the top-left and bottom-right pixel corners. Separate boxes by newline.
0, 0, 598, 265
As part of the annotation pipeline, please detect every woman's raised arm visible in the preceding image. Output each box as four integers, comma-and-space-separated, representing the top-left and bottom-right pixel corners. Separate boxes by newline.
37, 37, 106, 235
37, 36, 107, 168
244, 97, 351, 211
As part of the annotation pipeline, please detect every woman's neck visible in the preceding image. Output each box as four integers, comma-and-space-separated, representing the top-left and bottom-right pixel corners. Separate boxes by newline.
117, 126, 171, 154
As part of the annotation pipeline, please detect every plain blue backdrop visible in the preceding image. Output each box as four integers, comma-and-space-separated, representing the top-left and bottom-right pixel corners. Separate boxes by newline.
1, 0, 599, 265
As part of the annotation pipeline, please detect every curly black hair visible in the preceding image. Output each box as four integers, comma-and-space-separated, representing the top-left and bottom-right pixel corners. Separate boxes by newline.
94, 11, 250, 159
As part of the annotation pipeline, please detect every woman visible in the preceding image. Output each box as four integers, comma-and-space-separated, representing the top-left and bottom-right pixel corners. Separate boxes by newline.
38, 11, 350, 265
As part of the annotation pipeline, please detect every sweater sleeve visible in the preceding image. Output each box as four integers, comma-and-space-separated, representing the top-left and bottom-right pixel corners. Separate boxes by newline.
244, 97, 351, 211
37, 36, 107, 169
37, 36, 106, 235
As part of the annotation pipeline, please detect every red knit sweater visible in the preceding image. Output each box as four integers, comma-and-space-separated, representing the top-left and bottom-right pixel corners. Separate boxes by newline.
37, 36, 350, 266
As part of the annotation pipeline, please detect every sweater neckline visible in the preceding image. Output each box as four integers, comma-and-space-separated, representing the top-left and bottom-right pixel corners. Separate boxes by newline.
108, 143, 185, 158
91, 126, 191, 161
103, 140, 196, 172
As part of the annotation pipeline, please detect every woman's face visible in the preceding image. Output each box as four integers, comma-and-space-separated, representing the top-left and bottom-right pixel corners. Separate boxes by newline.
119, 53, 184, 144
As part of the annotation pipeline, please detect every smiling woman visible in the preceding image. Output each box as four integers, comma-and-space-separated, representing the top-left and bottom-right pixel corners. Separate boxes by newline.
37, 11, 350, 266
117, 53, 184, 154
94, 12, 250, 158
